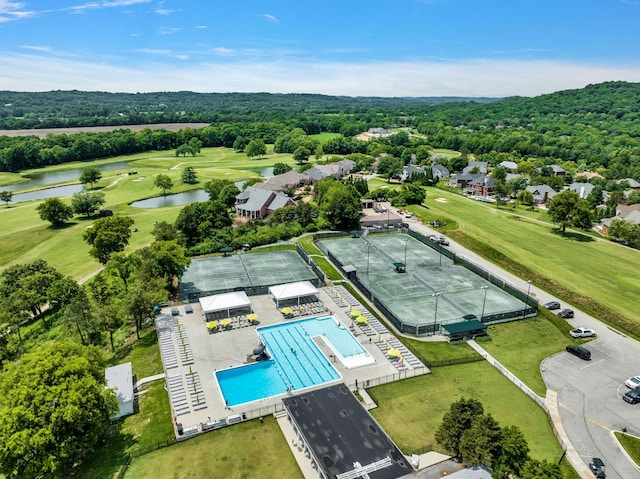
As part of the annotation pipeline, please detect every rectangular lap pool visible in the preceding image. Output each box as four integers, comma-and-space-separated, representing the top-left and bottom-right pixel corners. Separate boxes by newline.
215, 316, 374, 407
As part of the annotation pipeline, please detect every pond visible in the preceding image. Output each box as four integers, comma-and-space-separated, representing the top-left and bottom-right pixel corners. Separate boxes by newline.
8, 184, 87, 204
2, 161, 131, 192
130, 180, 247, 208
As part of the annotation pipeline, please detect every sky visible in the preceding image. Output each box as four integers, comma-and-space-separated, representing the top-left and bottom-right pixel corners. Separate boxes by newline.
1, 0, 640, 97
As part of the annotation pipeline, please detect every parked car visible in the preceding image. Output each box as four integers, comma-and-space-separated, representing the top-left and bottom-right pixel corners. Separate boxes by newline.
589, 457, 606, 478
566, 344, 591, 360
625, 376, 640, 389
171, 307, 179, 316
543, 301, 561, 310
623, 387, 640, 404
184, 304, 194, 314
405, 212, 413, 218
429, 235, 450, 246
569, 327, 596, 338
557, 308, 574, 318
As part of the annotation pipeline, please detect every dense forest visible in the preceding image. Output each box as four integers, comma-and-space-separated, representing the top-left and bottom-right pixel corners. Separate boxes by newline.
1, 82, 640, 180
0, 90, 494, 130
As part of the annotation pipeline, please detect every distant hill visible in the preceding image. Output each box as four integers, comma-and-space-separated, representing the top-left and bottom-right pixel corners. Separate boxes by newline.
0, 90, 498, 130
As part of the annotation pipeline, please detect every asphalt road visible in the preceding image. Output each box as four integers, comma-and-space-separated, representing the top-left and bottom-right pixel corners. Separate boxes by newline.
390, 204, 640, 478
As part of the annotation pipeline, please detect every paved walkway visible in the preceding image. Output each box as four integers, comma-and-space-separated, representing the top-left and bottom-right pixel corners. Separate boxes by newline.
134, 373, 165, 389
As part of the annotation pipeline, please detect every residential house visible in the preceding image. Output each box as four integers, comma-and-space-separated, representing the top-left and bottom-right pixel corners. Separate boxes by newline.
462, 161, 488, 175
235, 186, 295, 219
256, 171, 311, 191
400, 164, 450, 182
600, 204, 640, 236
305, 159, 355, 183
498, 160, 518, 173
577, 171, 604, 181
525, 184, 557, 205
471, 176, 496, 197
536, 164, 566, 176
619, 178, 640, 189
568, 182, 594, 199
432, 164, 450, 180
450, 173, 484, 190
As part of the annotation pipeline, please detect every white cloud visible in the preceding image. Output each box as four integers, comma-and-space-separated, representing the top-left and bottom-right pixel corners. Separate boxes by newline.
212, 47, 235, 56
195, 25, 207, 29
2, 53, 640, 97
0, 0, 35, 22
154, 7, 172, 14
261, 13, 278, 24
102, 0, 152, 6
158, 27, 180, 35
19, 45, 52, 52
129, 32, 143, 37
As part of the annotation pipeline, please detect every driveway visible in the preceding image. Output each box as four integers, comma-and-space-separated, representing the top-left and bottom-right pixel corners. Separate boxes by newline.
385, 202, 640, 477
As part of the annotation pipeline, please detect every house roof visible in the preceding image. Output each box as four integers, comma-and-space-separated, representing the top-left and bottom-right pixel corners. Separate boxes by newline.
259, 171, 310, 191
550, 164, 565, 173
616, 204, 640, 217
462, 161, 488, 174
267, 194, 294, 210
569, 182, 594, 198
620, 178, 640, 189
498, 160, 518, 170
105, 362, 134, 412
471, 176, 495, 188
526, 184, 556, 196
432, 164, 450, 178
453, 173, 484, 182
237, 186, 275, 212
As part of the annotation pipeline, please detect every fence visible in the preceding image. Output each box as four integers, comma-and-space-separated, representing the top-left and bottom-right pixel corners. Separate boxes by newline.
295, 242, 326, 285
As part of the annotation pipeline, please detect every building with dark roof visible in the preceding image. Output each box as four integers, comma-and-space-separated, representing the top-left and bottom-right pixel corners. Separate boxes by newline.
235, 186, 295, 219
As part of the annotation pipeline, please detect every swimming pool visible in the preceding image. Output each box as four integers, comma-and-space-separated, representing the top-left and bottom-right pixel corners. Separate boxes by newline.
215, 316, 373, 406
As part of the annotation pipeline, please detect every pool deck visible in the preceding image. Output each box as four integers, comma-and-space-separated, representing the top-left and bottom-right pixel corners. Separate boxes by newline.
155, 286, 430, 437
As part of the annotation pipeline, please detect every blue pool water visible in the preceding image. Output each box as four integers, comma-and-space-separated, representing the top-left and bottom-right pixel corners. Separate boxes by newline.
216, 316, 365, 406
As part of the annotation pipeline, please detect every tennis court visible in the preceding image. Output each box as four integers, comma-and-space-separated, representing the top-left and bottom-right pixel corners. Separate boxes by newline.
180, 250, 319, 301
319, 234, 528, 335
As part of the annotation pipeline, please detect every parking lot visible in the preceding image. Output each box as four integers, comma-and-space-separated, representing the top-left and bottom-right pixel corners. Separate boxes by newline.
542, 317, 640, 479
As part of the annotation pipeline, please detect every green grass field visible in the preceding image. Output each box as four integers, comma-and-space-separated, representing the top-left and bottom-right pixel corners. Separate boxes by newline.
123, 416, 302, 479
368, 361, 562, 461
419, 186, 640, 327
0, 147, 301, 279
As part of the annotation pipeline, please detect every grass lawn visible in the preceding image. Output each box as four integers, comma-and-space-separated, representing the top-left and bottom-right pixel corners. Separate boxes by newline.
0, 146, 301, 280
480, 314, 584, 397
309, 132, 341, 142
368, 361, 562, 462
123, 416, 302, 479
297, 235, 344, 281
421, 186, 640, 329
615, 432, 640, 466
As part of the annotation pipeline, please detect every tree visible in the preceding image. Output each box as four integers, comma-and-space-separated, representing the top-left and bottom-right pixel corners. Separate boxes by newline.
188, 137, 202, 155
0, 191, 12, 206
293, 146, 310, 164
71, 190, 106, 217
125, 277, 167, 339
79, 166, 102, 188
181, 166, 198, 184
547, 190, 592, 233
435, 397, 485, 459
0, 342, 117, 478
83, 215, 135, 264
493, 425, 530, 478
175, 143, 193, 157
517, 189, 534, 206
608, 218, 640, 246
459, 413, 501, 468
152, 220, 179, 242
520, 459, 562, 479
317, 181, 361, 230
36, 197, 74, 227
104, 252, 142, 292
273, 162, 292, 176
246, 139, 267, 159
63, 290, 95, 345
154, 174, 173, 196
139, 240, 191, 287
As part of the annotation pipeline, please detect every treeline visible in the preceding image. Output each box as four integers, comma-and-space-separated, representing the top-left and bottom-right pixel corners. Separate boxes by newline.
0, 90, 488, 130
2, 82, 640, 180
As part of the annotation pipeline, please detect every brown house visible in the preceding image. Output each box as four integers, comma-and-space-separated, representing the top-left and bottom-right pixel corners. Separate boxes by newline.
235, 186, 295, 219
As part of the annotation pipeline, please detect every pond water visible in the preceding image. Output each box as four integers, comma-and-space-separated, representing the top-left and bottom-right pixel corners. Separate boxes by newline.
9, 184, 86, 204
130, 180, 247, 208
2, 161, 131, 192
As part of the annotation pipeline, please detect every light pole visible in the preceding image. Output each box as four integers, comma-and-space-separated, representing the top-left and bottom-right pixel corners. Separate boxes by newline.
432, 292, 441, 336
523, 280, 532, 319
480, 286, 489, 320
403, 237, 409, 269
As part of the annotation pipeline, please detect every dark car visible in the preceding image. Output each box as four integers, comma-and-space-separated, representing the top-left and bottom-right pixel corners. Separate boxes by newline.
623, 387, 640, 404
557, 308, 574, 318
171, 307, 180, 316
544, 301, 561, 310
589, 457, 605, 478
566, 344, 591, 360
184, 304, 194, 314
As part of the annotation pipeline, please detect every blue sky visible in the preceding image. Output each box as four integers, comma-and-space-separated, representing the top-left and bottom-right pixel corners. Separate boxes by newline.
1, 0, 640, 97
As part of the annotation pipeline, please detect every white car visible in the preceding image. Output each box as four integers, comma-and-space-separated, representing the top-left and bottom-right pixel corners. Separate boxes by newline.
405, 212, 413, 218
625, 376, 640, 389
569, 327, 596, 338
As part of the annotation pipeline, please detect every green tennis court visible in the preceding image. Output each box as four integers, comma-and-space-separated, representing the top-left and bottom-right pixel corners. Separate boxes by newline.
180, 250, 318, 301
319, 234, 528, 335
